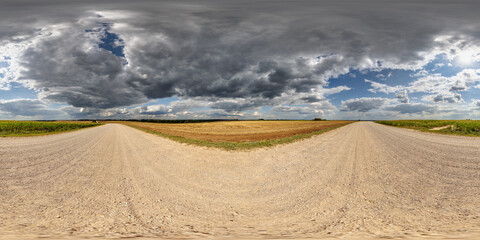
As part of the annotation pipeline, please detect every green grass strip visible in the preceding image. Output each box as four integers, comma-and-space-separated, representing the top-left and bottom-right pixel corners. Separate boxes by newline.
0, 121, 101, 137
375, 120, 480, 137
126, 122, 352, 151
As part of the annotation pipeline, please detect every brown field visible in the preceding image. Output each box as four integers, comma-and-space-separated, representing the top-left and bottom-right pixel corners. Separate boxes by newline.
114, 120, 352, 142
56, 120, 97, 123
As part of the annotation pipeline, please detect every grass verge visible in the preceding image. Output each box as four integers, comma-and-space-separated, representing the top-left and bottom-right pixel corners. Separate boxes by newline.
375, 120, 480, 137
0, 121, 101, 137
125, 122, 352, 150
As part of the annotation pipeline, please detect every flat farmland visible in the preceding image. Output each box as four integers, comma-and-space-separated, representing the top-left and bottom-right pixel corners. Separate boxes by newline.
0, 120, 100, 137
116, 120, 352, 142
376, 120, 480, 136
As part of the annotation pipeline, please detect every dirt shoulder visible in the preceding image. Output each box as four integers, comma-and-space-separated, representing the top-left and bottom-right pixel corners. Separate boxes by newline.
1, 122, 479, 239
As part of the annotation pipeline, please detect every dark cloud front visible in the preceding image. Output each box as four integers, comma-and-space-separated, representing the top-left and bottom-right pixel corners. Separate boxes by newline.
395, 90, 409, 103
341, 98, 386, 112
1, 0, 480, 117
432, 93, 464, 103
0, 99, 63, 118
385, 103, 434, 114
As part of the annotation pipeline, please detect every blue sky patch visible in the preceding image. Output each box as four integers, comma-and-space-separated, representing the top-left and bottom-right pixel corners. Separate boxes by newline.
0, 83, 38, 100
86, 23, 125, 58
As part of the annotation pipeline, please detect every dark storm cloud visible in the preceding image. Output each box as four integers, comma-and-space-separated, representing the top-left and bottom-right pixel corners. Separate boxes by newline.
61, 107, 107, 119
395, 90, 409, 103
272, 105, 324, 115
432, 93, 464, 103
341, 98, 386, 112
1, 0, 480, 113
0, 99, 63, 118
385, 103, 434, 114
17, 23, 147, 109
209, 100, 260, 112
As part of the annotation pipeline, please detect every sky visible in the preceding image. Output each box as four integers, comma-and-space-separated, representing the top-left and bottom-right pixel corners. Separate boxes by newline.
1, 0, 480, 120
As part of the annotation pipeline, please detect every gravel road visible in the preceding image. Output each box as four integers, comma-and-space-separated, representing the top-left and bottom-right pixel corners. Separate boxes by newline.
1, 122, 479, 239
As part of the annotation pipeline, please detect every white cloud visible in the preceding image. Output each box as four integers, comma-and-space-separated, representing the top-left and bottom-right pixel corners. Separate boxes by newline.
471, 99, 480, 110
365, 79, 403, 94
366, 69, 480, 105
406, 69, 480, 104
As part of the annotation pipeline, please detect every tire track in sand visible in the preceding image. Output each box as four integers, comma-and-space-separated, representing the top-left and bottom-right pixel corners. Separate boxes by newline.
1, 122, 479, 239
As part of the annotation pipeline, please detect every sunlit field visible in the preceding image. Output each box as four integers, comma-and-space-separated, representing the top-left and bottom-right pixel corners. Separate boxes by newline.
116, 120, 353, 150
376, 120, 480, 136
0, 121, 100, 137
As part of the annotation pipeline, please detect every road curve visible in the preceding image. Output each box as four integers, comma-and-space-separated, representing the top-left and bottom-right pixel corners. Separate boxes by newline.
0, 122, 479, 239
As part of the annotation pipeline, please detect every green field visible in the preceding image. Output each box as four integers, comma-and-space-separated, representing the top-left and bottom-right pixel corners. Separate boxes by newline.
375, 120, 480, 136
0, 121, 100, 137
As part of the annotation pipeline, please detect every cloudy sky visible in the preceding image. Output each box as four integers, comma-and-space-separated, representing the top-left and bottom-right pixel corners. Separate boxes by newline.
1, 0, 480, 120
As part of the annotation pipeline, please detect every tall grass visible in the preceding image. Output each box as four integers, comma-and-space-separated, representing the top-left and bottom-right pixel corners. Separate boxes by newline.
0, 121, 100, 136
375, 120, 480, 136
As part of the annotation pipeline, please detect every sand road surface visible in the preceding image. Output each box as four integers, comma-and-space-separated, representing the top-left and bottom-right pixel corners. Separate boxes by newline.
1, 122, 479, 239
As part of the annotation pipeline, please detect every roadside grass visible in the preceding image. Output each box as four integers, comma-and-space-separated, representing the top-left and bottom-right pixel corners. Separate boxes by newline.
126, 122, 352, 150
375, 120, 480, 137
0, 121, 101, 137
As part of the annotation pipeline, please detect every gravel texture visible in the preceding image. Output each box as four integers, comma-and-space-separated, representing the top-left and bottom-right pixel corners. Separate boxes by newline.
1, 122, 479, 239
